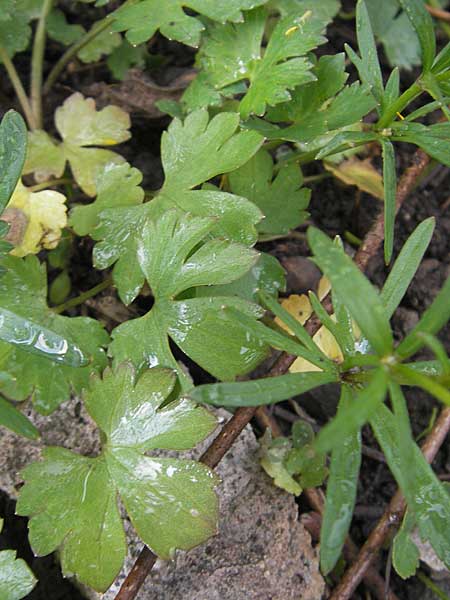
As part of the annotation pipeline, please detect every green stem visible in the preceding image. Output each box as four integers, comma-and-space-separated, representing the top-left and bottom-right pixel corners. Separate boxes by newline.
43, 0, 133, 95
0, 47, 36, 129
53, 277, 113, 314
29, 177, 72, 192
31, 0, 53, 129
377, 81, 423, 129
417, 571, 450, 600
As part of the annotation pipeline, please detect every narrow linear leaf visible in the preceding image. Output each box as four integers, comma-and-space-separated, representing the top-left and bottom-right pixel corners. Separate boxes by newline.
355, 0, 384, 104
398, 0, 436, 72
0, 396, 39, 439
307, 227, 393, 355
396, 276, 450, 359
381, 139, 396, 264
393, 364, 450, 407
371, 402, 450, 569
0, 307, 88, 367
320, 385, 361, 575
189, 371, 337, 407
381, 217, 435, 319
225, 306, 335, 372
315, 368, 388, 453
393, 510, 420, 579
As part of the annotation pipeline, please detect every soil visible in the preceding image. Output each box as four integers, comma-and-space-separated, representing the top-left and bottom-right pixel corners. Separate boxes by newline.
0, 3, 449, 599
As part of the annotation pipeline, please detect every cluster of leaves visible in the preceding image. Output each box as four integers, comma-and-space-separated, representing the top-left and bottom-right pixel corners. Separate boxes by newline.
0, 0, 450, 597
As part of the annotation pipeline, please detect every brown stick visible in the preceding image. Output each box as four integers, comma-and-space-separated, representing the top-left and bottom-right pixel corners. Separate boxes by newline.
113, 147, 432, 600
426, 3, 450, 22
330, 406, 450, 600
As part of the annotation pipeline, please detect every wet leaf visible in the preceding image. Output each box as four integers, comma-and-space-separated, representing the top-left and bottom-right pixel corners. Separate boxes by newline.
307, 227, 393, 355
0, 255, 108, 413
391, 121, 450, 168
16, 364, 218, 592
113, 0, 269, 46
320, 385, 361, 575
0, 546, 36, 600
0, 111, 27, 215
398, 0, 435, 72
187, 7, 328, 118
4, 181, 67, 257
381, 217, 434, 319
189, 371, 337, 407
24, 93, 130, 196
109, 212, 268, 384
371, 402, 450, 570
70, 163, 144, 236
0, 396, 39, 439
229, 149, 310, 236
93, 110, 263, 303
77, 27, 121, 63
392, 511, 420, 579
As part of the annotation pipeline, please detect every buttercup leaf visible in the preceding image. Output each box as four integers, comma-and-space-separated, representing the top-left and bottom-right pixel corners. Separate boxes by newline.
16, 365, 218, 591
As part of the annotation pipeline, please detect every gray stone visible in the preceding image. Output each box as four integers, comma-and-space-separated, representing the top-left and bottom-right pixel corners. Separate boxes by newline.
1, 403, 324, 600
0, 397, 100, 498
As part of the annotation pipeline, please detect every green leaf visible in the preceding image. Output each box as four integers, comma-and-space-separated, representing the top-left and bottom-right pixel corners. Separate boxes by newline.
381, 217, 435, 319
371, 402, 450, 569
391, 121, 450, 167
307, 227, 393, 355
398, 0, 435, 72
315, 368, 388, 453
109, 212, 268, 383
189, 371, 337, 407
93, 110, 263, 303
269, 0, 340, 22
259, 431, 302, 495
77, 26, 122, 63
225, 305, 336, 372
392, 510, 420, 579
112, 0, 269, 46
381, 139, 396, 264
161, 110, 263, 192
0, 396, 39, 439
16, 364, 218, 591
396, 275, 450, 359
393, 364, 450, 407
0, 307, 88, 367
0, 549, 36, 600
189, 7, 328, 118
0, 256, 109, 414
0, 13, 31, 60
320, 385, 361, 575
24, 93, 131, 196
138, 211, 258, 298
46, 9, 85, 45
70, 163, 144, 236
0, 111, 27, 215
352, 0, 384, 105
366, 0, 420, 71
228, 149, 310, 236
196, 252, 285, 303
106, 38, 148, 80
315, 131, 380, 160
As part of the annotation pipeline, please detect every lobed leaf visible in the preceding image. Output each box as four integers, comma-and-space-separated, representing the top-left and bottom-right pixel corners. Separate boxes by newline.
17, 365, 218, 591
0, 547, 36, 600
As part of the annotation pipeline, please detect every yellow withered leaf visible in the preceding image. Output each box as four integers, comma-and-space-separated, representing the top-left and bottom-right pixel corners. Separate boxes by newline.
3, 181, 67, 257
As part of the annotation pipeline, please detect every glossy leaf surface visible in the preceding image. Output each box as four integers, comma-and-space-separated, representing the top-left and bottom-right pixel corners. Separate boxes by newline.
0, 111, 27, 215
307, 227, 393, 355
16, 365, 218, 591
189, 371, 337, 407
0, 546, 36, 600
0, 256, 108, 413
0, 396, 39, 439
320, 385, 361, 575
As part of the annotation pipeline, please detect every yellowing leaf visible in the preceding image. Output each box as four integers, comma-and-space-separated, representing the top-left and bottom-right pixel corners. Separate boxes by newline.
24, 93, 131, 197
325, 157, 384, 199
318, 275, 331, 300
3, 181, 67, 257
275, 294, 312, 333
290, 321, 343, 373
